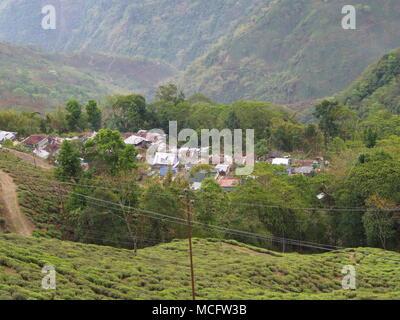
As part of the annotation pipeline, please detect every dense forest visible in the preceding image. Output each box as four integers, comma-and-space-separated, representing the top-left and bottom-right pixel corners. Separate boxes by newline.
0, 42, 175, 111
1, 0, 400, 104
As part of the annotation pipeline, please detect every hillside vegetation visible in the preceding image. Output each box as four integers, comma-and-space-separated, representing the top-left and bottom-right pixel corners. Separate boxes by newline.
182, 0, 400, 104
1, 1, 400, 104
0, 234, 400, 300
0, 151, 63, 238
0, 42, 175, 111
0, 0, 264, 68
338, 47, 400, 116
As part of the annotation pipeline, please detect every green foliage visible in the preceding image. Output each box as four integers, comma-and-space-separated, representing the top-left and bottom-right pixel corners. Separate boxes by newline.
255, 139, 269, 158
86, 100, 102, 131
182, 0, 400, 104
2, 1, 399, 105
84, 129, 137, 175
65, 100, 83, 132
55, 141, 82, 182
0, 152, 63, 237
336, 151, 400, 247
0, 234, 400, 300
155, 84, 185, 106
106, 95, 148, 132
339, 47, 400, 116
0, 43, 174, 112
364, 128, 378, 149
314, 100, 357, 146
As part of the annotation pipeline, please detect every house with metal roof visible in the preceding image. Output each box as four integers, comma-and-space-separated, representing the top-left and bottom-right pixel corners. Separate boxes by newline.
0, 131, 17, 143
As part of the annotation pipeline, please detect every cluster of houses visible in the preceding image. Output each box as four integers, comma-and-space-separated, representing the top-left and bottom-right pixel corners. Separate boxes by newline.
0, 129, 324, 191
268, 157, 323, 176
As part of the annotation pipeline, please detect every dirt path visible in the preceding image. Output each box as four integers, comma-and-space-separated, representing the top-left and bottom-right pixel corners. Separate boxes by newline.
0, 170, 34, 236
4, 148, 54, 169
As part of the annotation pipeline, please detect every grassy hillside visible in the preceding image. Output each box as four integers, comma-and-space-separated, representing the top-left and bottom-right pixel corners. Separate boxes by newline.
181, 0, 400, 104
0, 151, 63, 237
0, 42, 176, 111
0, 234, 399, 300
337, 47, 400, 116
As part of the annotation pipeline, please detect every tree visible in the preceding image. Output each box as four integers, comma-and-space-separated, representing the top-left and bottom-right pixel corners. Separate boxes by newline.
364, 127, 378, 148
271, 120, 304, 152
155, 84, 185, 105
83, 129, 137, 174
363, 195, 396, 249
65, 99, 83, 131
55, 141, 82, 181
140, 183, 186, 243
86, 100, 102, 131
71, 188, 132, 248
313, 100, 356, 147
225, 110, 241, 130
303, 123, 322, 154
109, 94, 147, 132
186, 93, 214, 105
337, 151, 400, 246
255, 139, 269, 159
195, 178, 227, 233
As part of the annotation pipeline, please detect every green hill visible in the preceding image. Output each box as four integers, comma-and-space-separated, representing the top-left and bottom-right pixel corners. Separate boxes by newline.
0, 234, 399, 300
1, 1, 400, 105
337, 47, 400, 116
0, 0, 263, 68
182, 0, 400, 104
0, 42, 176, 111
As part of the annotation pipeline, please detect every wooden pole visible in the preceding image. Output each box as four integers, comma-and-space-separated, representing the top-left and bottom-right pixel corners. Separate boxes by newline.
186, 193, 196, 300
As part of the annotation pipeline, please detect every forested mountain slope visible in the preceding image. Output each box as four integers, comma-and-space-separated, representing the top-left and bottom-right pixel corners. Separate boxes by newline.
1, 0, 400, 105
337, 47, 400, 116
0, 42, 175, 111
0, 0, 266, 68
182, 0, 400, 104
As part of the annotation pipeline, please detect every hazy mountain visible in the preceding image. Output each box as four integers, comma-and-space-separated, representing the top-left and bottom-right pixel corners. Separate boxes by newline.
0, 0, 267, 68
1, 0, 400, 105
0, 42, 176, 111
182, 0, 400, 104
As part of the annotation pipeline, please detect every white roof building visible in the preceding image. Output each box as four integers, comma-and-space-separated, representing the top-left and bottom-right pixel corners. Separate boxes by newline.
0, 131, 17, 143
124, 135, 148, 146
33, 149, 50, 159
152, 152, 179, 167
215, 164, 230, 174
272, 158, 291, 166
190, 182, 202, 191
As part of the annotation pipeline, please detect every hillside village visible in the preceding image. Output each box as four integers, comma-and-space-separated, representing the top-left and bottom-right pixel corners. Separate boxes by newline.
0, 129, 326, 192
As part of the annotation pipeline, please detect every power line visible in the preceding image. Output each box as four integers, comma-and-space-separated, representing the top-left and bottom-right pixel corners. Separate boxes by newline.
3, 157, 400, 262
69, 191, 344, 252
3, 163, 397, 213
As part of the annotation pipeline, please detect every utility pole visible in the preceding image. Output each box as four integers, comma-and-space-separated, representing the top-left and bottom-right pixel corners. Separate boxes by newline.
184, 191, 196, 300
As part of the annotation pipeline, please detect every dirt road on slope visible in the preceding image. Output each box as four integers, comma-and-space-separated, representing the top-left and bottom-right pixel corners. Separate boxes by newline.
0, 170, 34, 236
4, 148, 54, 169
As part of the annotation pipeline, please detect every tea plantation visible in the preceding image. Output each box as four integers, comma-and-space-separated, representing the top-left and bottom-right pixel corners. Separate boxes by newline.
0, 234, 399, 300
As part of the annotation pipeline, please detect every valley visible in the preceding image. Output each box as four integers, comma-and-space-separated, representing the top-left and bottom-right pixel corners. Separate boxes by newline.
0, 0, 400, 302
